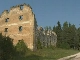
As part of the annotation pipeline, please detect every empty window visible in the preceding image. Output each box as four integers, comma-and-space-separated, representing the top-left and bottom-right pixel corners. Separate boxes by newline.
20, 5, 23, 10
18, 40, 21, 42
5, 28, 8, 32
5, 18, 9, 22
19, 26, 22, 31
19, 15, 23, 20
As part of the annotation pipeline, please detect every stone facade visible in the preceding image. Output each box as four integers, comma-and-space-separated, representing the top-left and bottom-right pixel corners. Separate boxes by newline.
0, 4, 36, 50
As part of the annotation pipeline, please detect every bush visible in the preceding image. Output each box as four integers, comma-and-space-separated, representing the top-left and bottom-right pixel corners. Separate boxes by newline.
0, 33, 14, 60
59, 42, 70, 49
36, 39, 42, 49
15, 40, 28, 55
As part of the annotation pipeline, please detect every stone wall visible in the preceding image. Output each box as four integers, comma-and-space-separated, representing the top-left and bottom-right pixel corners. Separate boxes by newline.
36, 27, 57, 48
0, 4, 36, 50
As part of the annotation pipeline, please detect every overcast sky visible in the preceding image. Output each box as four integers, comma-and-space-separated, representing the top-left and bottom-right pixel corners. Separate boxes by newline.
0, 0, 80, 28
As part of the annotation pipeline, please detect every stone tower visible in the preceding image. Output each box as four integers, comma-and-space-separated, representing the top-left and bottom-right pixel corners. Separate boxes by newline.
0, 4, 36, 50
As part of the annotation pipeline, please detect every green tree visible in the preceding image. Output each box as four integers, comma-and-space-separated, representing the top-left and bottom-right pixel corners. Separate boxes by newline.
36, 38, 42, 49
53, 26, 56, 32
53, 21, 62, 48
68, 24, 79, 49
15, 40, 28, 55
0, 33, 14, 60
77, 27, 80, 50
59, 21, 70, 49
62, 22, 79, 49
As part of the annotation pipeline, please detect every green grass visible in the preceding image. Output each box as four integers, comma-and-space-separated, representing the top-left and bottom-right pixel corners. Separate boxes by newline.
14, 48, 79, 60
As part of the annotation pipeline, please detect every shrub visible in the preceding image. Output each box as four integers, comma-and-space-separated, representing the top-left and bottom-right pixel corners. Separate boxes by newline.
15, 40, 28, 55
0, 33, 14, 60
59, 42, 70, 49
36, 39, 42, 49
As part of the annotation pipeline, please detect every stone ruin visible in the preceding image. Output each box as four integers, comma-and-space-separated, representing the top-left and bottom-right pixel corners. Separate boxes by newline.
0, 3, 57, 50
36, 27, 57, 48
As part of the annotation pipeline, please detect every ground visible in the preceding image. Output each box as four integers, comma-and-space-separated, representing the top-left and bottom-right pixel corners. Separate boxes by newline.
58, 52, 80, 60
14, 48, 79, 60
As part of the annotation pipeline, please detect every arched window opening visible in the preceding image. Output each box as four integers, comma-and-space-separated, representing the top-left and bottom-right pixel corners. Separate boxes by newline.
19, 26, 23, 31
20, 5, 23, 10
19, 15, 23, 20
5, 28, 8, 32
5, 18, 9, 22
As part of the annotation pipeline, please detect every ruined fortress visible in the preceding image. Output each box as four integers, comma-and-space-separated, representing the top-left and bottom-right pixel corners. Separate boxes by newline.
0, 4, 57, 50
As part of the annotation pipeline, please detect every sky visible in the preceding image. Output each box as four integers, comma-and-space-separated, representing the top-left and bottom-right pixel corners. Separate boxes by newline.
0, 0, 80, 28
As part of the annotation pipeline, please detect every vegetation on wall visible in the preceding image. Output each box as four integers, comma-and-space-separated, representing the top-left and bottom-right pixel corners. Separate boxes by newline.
15, 40, 28, 55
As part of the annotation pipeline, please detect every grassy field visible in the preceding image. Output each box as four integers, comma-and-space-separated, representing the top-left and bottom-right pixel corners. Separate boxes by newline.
14, 48, 79, 60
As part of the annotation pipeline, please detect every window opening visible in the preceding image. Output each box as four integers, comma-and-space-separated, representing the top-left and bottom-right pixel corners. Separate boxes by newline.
5, 28, 8, 32
5, 18, 9, 22
20, 5, 23, 10
19, 26, 23, 31
18, 40, 21, 42
19, 15, 23, 20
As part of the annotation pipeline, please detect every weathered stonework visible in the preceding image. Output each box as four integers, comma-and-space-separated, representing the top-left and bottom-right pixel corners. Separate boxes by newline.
0, 4, 36, 50
36, 27, 57, 48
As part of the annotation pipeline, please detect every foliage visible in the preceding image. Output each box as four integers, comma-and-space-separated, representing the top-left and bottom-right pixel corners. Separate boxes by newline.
53, 21, 62, 48
59, 42, 70, 49
36, 39, 42, 49
53, 21, 80, 50
0, 33, 14, 60
15, 40, 28, 55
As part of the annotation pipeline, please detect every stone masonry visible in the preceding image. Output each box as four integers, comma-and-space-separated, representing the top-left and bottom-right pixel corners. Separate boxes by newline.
36, 27, 57, 48
0, 4, 36, 50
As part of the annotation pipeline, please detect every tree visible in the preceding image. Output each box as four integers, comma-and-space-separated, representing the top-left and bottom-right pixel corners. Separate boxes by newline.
53, 21, 62, 48
53, 26, 56, 32
68, 24, 79, 49
0, 33, 14, 60
36, 38, 42, 49
77, 27, 80, 50
53, 21, 80, 49
15, 40, 28, 55
61, 22, 79, 49
61, 21, 70, 49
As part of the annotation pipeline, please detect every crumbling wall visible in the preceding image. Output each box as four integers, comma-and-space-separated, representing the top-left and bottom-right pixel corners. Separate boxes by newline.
36, 27, 57, 48
0, 4, 36, 50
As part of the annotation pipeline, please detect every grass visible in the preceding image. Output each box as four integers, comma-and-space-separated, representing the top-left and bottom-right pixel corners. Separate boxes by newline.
14, 48, 79, 60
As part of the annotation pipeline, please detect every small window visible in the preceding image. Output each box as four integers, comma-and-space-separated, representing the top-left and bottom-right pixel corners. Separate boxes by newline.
18, 40, 21, 42
19, 26, 22, 31
5, 28, 8, 32
20, 5, 23, 10
5, 18, 9, 22
19, 15, 23, 20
